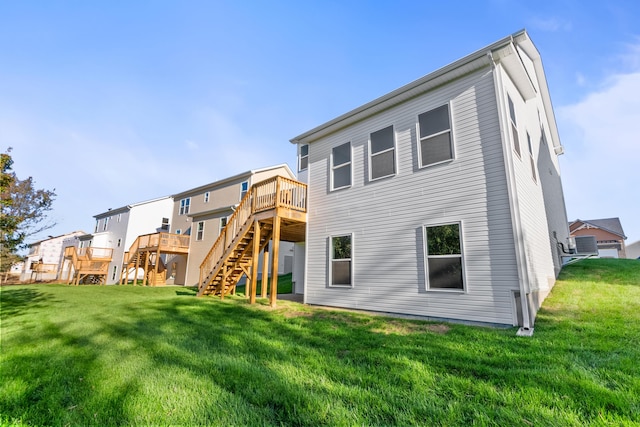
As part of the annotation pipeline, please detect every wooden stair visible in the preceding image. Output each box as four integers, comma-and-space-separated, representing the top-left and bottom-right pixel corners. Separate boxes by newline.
197, 176, 307, 304
120, 232, 188, 286
62, 246, 113, 285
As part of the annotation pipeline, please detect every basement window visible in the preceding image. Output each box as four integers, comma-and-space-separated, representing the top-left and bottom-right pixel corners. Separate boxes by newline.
369, 125, 396, 180
424, 222, 465, 291
418, 104, 454, 168
329, 234, 353, 287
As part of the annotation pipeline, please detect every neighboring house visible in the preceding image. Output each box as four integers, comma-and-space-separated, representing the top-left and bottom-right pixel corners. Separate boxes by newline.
78, 197, 174, 284
169, 164, 297, 286
290, 30, 570, 332
626, 240, 640, 259
569, 218, 628, 258
22, 231, 86, 281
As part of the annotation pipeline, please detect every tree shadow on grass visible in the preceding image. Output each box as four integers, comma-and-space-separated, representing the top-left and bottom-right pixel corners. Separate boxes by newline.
0, 287, 53, 319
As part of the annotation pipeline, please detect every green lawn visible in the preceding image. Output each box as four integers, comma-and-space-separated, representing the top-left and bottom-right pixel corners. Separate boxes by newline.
1, 259, 639, 426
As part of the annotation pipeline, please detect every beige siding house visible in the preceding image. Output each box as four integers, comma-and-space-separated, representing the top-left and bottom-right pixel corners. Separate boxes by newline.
169, 164, 296, 286
290, 30, 569, 332
569, 218, 628, 258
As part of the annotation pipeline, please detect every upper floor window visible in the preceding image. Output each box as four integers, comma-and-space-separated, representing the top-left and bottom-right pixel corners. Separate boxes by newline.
418, 104, 454, 168
220, 217, 228, 233
204, 191, 210, 203
424, 222, 465, 291
369, 126, 396, 180
329, 234, 353, 287
331, 142, 351, 190
299, 144, 309, 171
117, 213, 122, 222
161, 218, 170, 231
117, 238, 122, 247
240, 181, 249, 200
196, 221, 205, 241
103, 217, 109, 231
508, 95, 521, 158
94, 220, 99, 233
527, 132, 537, 183
179, 198, 190, 215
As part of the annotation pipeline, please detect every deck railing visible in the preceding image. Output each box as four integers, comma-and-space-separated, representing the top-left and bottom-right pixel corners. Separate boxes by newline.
64, 246, 113, 261
199, 176, 307, 281
123, 232, 190, 264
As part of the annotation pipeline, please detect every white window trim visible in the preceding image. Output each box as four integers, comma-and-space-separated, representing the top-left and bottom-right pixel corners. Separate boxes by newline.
330, 142, 352, 191
175, 229, 182, 235
328, 233, 354, 288
368, 125, 397, 182
423, 221, 466, 293
196, 221, 205, 241
508, 94, 522, 159
219, 216, 228, 233
527, 131, 537, 184
204, 191, 210, 203
240, 181, 249, 200
111, 266, 118, 281
179, 198, 191, 216
416, 102, 456, 169
299, 144, 309, 172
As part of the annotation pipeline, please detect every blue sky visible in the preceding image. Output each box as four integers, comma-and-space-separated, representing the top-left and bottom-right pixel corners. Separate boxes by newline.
1, 0, 639, 245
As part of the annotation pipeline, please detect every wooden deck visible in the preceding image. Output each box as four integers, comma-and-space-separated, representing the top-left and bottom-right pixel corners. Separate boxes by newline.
61, 246, 114, 285
197, 176, 307, 306
120, 232, 190, 286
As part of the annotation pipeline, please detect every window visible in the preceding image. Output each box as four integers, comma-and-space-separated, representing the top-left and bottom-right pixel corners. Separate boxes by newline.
527, 132, 537, 183
117, 238, 122, 247
204, 192, 210, 203
179, 198, 190, 215
94, 221, 99, 233
369, 125, 396, 180
196, 221, 205, 241
424, 223, 465, 290
299, 144, 309, 171
418, 104, 454, 167
103, 217, 109, 231
220, 217, 228, 233
331, 142, 351, 190
240, 181, 249, 200
175, 229, 182, 235
330, 234, 352, 287
117, 213, 121, 222
161, 218, 170, 231
111, 266, 118, 281
508, 95, 521, 157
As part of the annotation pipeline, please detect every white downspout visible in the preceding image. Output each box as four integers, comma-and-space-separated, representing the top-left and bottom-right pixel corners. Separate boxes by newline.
489, 51, 533, 334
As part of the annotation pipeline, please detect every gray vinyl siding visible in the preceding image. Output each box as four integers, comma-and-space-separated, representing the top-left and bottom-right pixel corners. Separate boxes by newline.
305, 68, 520, 325
500, 71, 557, 298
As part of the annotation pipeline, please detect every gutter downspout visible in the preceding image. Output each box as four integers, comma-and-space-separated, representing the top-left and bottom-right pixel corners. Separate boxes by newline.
489, 51, 534, 335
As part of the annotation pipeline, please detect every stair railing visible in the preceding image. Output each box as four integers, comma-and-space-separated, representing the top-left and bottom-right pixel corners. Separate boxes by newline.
199, 176, 307, 290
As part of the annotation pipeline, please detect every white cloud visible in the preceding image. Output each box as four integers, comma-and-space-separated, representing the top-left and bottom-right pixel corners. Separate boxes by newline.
558, 64, 640, 243
529, 17, 572, 33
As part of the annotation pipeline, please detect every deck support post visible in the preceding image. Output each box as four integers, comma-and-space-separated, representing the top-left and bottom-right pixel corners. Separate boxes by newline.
152, 249, 161, 286
134, 252, 141, 286
250, 220, 260, 304
142, 251, 150, 286
270, 216, 281, 307
261, 244, 269, 298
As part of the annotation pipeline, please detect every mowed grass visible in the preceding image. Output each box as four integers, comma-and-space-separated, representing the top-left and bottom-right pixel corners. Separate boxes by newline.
1, 260, 639, 426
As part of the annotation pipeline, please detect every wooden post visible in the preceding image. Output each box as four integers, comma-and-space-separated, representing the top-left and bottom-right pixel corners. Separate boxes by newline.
261, 244, 269, 298
152, 249, 160, 286
142, 251, 150, 286
250, 220, 260, 304
270, 216, 281, 307
275, 176, 282, 208
134, 252, 141, 286
220, 264, 228, 300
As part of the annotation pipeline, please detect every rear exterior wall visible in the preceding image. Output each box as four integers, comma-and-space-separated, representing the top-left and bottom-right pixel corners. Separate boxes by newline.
305, 67, 521, 325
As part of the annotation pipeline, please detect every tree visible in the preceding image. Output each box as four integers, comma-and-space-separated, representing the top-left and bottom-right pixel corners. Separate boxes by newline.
0, 148, 56, 274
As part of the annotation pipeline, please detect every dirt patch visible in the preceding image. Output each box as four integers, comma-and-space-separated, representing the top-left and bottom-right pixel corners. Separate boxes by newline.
372, 320, 450, 335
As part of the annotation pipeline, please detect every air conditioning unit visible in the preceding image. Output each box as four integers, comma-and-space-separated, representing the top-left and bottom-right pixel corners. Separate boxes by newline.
574, 235, 598, 256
